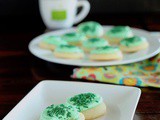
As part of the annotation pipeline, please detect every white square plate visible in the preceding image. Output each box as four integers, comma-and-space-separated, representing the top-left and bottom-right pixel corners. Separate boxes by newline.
3, 80, 141, 120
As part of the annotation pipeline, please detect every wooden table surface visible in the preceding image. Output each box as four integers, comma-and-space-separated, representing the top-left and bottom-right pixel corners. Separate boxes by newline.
1, 14, 160, 120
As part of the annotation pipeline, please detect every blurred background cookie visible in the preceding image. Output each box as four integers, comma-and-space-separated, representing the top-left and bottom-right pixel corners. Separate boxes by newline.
120, 36, 149, 52
53, 45, 84, 59
104, 26, 133, 45
62, 32, 87, 46
78, 21, 104, 38
82, 38, 109, 52
89, 46, 123, 61
39, 36, 68, 50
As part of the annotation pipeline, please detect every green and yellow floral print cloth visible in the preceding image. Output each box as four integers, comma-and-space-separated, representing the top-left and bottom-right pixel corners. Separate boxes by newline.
72, 53, 160, 88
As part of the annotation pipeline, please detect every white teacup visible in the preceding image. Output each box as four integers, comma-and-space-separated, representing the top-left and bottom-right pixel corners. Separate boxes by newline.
39, 0, 90, 29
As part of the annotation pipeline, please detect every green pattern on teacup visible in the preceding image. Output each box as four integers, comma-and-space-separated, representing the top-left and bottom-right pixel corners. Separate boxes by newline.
51, 10, 67, 20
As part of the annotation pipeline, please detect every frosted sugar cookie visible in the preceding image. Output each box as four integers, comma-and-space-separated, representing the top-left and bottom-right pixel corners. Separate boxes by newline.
120, 36, 149, 52
82, 38, 109, 52
105, 26, 133, 44
89, 46, 123, 61
67, 93, 106, 120
53, 45, 84, 59
40, 104, 85, 120
78, 21, 104, 38
62, 32, 87, 46
39, 36, 68, 50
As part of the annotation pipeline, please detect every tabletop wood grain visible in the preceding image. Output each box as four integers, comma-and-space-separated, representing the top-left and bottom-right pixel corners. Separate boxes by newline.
1, 14, 160, 120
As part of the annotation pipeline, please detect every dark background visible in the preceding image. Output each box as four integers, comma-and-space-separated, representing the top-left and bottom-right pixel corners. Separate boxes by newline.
1, 1, 160, 119
0, 0, 160, 32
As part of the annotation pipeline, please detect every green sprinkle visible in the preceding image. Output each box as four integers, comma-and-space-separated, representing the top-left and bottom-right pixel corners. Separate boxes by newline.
89, 38, 101, 42
68, 93, 102, 111
59, 45, 76, 48
64, 32, 76, 37
40, 104, 80, 120
120, 36, 146, 47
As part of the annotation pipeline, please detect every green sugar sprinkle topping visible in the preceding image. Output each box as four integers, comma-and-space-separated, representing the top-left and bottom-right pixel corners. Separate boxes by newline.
62, 32, 86, 42
55, 45, 84, 53
83, 38, 108, 48
91, 46, 120, 54
64, 32, 77, 37
110, 26, 128, 33
78, 21, 103, 37
67, 93, 102, 112
82, 24, 97, 32
42, 35, 68, 46
60, 45, 76, 48
106, 26, 133, 38
120, 36, 147, 47
89, 38, 101, 42
47, 104, 70, 117
40, 104, 80, 120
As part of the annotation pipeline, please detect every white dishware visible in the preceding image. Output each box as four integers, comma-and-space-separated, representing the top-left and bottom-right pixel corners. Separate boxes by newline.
3, 80, 141, 120
28, 26, 160, 66
39, 0, 90, 29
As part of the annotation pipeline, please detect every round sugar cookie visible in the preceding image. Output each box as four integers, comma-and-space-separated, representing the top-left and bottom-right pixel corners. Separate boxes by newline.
67, 93, 107, 120
78, 21, 104, 38
89, 46, 123, 61
82, 38, 109, 52
39, 36, 68, 50
62, 32, 87, 46
120, 36, 149, 52
53, 45, 84, 59
104, 26, 133, 44
39, 104, 85, 120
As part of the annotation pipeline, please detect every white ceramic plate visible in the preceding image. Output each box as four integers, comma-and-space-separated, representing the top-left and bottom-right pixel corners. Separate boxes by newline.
3, 80, 141, 120
28, 26, 160, 66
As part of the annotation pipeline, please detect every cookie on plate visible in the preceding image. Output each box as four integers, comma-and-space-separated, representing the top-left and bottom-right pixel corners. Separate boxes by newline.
78, 21, 104, 38
104, 26, 133, 44
62, 32, 87, 46
119, 36, 149, 52
89, 46, 123, 61
82, 38, 109, 52
39, 36, 68, 50
53, 45, 84, 59
67, 93, 106, 120
39, 104, 85, 120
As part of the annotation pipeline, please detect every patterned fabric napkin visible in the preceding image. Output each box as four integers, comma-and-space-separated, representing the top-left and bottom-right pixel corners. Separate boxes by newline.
71, 33, 160, 88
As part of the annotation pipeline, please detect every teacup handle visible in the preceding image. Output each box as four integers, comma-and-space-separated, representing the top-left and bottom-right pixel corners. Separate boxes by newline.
74, 0, 90, 24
